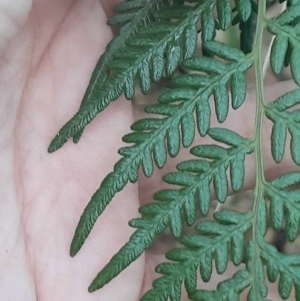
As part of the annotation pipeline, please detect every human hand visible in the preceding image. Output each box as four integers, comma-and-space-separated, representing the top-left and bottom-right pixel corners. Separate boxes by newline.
0, 1, 297, 300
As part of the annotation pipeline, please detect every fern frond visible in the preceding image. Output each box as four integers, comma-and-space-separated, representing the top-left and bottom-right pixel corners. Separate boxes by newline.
86, 128, 253, 291
140, 210, 252, 300
73, 0, 165, 143
44, 0, 300, 299
49, 0, 258, 151
69, 43, 252, 259
48, 1, 214, 153
265, 89, 300, 164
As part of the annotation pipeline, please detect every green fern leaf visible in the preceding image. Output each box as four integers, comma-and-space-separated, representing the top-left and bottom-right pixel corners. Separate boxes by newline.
208, 127, 248, 146
213, 165, 228, 202
153, 138, 167, 168
239, 9, 256, 54
166, 120, 181, 157
191, 144, 227, 160
216, 0, 232, 30
182, 56, 227, 74
213, 84, 229, 122
170, 206, 183, 237
81, 126, 252, 289
234, 0, 252, 22
140, 211, 252, 300
267, 8, 300, 85
246, 241, 267, 300
271, 171, 300, 188
72, 0, 165, 143
270, 35, 289, 74
46, 0, 300, 299
261, 242, 300, 301
269, 88, 300, 111
48, 1, 211, 152
196, 93, 211, 136
265, 172, 300, 241
141, 147, 153, 176
89, 191, 190, 291
271, 120, 287, 162
266, 89, 300, 164
277, 4, 300, 25
88, 228, 156, 292
290, 127, 300, 164
230, 152, 246, 192
183, 193, 196, 226
204, 40, 245, 61
181, 109, 195, 147
183, 16, 199, 59
166, 38, 182, 76
201, 2, 216, 42
152, 45, 165, 82
69, 162, 135, 256
108, 12, 137, 25
190, 270, 250, 301
139, 59, 151, 94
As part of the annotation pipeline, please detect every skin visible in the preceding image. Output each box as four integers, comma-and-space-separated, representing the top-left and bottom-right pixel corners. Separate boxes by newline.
0, 1, 298, 300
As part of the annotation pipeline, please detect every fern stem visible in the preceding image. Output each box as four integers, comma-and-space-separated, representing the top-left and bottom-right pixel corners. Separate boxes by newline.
250, 0, 267, 298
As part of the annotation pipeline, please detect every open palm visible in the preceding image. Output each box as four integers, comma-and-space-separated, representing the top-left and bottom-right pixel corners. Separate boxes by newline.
0, 1, 145, 300
0, 1, 298, 301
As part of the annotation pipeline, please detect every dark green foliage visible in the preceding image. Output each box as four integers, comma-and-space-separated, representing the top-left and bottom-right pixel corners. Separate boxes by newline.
48, 0, 300, 300
239, 9, 256, 54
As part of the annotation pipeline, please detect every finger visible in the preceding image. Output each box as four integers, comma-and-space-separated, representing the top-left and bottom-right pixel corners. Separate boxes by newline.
0, 0, 32, 53
133, 80, 299, 203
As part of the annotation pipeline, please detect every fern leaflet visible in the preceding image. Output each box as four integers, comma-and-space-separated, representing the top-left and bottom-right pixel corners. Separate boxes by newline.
69, 43, 252, 258
48, 0, 216, 153
87, 128, 253, 292
73, 0, 165, 142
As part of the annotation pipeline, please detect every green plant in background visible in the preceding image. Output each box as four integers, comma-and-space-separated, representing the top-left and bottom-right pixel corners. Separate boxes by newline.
48, 0, 300, 300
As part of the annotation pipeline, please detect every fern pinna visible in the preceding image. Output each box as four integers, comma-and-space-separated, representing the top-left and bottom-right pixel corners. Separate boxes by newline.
48, 0, 300, 300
